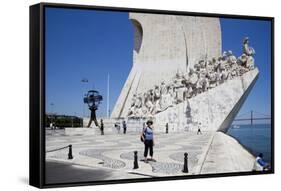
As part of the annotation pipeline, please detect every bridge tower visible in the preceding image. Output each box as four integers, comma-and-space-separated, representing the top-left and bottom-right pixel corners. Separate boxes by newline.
251, 110, 253, 125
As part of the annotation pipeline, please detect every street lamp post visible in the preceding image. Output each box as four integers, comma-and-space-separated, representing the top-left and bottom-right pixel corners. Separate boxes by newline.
71, 115, 74, 127
81, 78, 89, 125
50, 103, 54, 124
107, 74, 110, 118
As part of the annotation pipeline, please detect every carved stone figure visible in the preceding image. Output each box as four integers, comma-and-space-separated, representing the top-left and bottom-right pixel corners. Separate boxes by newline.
160, 94, 171, 111
131, 94, 137, 106
126, 37, 256, 118
154, 99, 162, 114
137, 94, 143, 107
227, 50, 237, 65
246, 56, 255, 70
160, 82, 168, 95
243, 37, 255, 56
189, 69, 199, 87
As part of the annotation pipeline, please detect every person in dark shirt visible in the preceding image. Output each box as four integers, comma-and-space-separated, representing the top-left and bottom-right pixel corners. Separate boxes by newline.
122, 120, 127, 134
100, 119, 104, 135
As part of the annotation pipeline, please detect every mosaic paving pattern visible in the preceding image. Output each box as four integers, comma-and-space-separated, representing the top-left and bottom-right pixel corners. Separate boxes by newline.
169, 151, 201, 165
79, 149, 126, 169
120, 150, 144, 161
46, 129, 214, 176
150, 162, 183, 174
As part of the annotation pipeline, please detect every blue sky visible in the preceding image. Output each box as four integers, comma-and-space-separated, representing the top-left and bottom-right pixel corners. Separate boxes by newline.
45, 7, 272, 120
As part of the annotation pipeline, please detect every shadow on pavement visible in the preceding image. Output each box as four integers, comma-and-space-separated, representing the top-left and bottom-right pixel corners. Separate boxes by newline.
45, 161, 113, 184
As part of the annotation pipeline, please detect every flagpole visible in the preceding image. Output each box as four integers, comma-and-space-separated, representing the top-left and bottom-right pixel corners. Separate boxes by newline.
107, 74, 110, 118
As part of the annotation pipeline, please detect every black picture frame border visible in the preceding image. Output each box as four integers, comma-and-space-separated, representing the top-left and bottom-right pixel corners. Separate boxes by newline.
29, 2, 275, 189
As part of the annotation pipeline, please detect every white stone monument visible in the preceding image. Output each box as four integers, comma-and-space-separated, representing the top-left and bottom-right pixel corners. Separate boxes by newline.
111, 13, 259, 133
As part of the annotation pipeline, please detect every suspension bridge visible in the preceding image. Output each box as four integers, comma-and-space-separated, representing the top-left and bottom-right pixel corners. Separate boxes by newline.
233, 110, 271, 125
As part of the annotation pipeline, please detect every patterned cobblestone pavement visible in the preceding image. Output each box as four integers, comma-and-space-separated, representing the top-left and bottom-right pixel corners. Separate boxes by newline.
46, 129, 214, 178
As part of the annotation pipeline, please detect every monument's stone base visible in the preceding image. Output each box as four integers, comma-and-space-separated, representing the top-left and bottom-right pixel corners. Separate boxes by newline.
200, 132, 255, 174
154, 68, 259, 132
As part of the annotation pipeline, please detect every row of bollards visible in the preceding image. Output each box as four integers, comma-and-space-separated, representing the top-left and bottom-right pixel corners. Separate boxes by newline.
132, 151, 188, 173
69, 146, 187, 172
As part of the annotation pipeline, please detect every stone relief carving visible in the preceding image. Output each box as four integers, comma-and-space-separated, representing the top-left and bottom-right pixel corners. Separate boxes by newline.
127, 37, 256, 118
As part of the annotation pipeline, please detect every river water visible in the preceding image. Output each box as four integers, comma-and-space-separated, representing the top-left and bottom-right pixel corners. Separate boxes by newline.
227, 123, 272, 163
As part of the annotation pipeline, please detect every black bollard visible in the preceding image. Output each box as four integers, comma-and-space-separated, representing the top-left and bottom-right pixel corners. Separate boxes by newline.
182, 152, 189, 173
133, 151, 139, 169
68, 144, 73, 160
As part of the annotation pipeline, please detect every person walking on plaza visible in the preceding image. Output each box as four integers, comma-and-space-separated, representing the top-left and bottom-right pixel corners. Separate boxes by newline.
141, 120, 156, 163
100, 119, 104, 135
114, 122, 120, 134
122, 120, 127, 134
52, 122, 56, 131
197, 122, 202, 135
